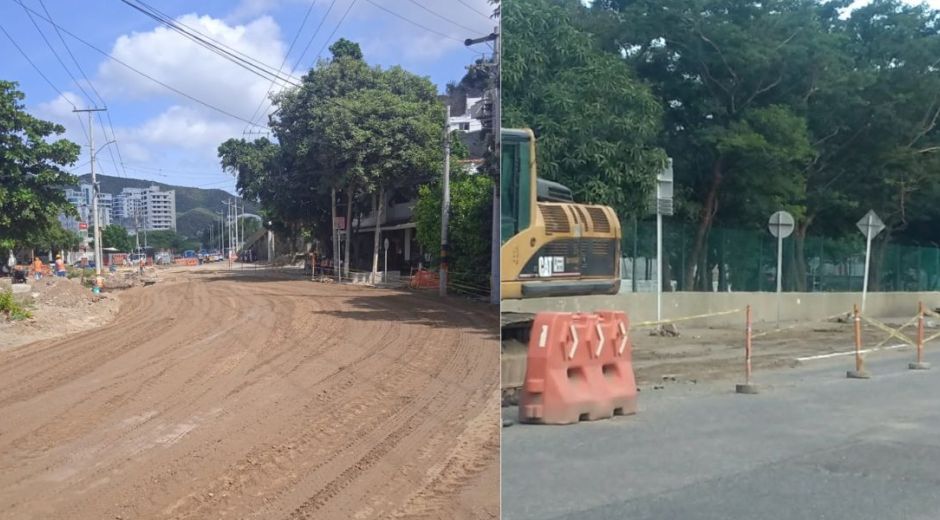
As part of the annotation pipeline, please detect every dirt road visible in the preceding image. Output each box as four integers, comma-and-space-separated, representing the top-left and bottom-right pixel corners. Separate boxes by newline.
0, 268, 499, 519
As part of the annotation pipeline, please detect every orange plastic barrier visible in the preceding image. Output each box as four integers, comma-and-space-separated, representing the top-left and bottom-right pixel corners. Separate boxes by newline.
519, 311, 637, 424
409, 269, 439, 289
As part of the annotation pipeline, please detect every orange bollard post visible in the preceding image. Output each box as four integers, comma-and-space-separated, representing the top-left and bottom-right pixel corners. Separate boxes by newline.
736, 305, 758, 394
910, 301, 931, 370
847, 304, 871, 379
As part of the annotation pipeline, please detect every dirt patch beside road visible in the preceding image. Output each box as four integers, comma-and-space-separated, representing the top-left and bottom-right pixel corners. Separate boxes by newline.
0, 276, 120, 352
0, 268, 499, 519
633, 316, 928, 388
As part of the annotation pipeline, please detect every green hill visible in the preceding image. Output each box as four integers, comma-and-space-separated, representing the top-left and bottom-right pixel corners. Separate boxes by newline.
76, 174, 259, 215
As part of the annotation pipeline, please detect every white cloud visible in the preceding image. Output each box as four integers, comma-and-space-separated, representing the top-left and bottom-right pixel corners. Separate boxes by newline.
131, 105, 243, 153
97, 13, 290, 123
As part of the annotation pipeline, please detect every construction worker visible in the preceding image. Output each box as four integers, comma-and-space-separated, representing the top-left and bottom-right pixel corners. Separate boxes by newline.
54, 255, 66, 277
32, 256, 43, 281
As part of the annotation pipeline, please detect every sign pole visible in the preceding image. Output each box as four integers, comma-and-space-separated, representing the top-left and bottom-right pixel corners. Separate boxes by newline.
767, 210, 794, 328
855, 210, 884, 314
862, 216, 873, 313
776, 232, 783, 326
656, 182, 662, 322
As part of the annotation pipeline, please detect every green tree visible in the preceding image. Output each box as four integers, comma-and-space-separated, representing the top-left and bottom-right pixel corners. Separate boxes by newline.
414, 170, 493, 292
0, 80, 80, 247
265, 40, 444, 279
502, 0, 665, 219
102, 224, 133, 252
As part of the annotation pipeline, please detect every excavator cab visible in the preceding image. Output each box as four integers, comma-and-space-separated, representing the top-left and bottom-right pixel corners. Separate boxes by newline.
499, 128, 622, 299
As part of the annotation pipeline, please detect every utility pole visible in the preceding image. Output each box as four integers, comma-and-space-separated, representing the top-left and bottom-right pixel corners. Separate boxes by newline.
440, 105, 452, 297
466, 25, 500, 305
73, 107, 109, 281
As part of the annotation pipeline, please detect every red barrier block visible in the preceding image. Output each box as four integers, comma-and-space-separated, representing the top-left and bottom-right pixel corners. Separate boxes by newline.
519, 312, 637, 424
596, 310, 638, 417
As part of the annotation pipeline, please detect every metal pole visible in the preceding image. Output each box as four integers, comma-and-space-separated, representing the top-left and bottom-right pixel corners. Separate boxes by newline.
73, 108, 107, 278
745, 305, 753, 385
440, 106, 451, 297
853, 303, 863, 373
632, 215, 638, 293
862, 221, 873, 313
656, 183, 663, 322
331, 188, 338, 281
776, 233, 783, 326
384, 244, 388, 284
917, 301, 925, 365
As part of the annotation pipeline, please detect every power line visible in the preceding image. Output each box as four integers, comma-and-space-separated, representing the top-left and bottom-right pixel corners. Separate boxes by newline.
18, 1, 97, 105
362, 0, 466, 44
312, 0, 359, 65
245, 0, 344, 133
0, 23, 74, 106
20, 1, 127, 180
290, 0, 339, 76
244, 0, 320, 134
132, 0, 302, 84
37, 0, 130, 179
15, 2, 269, 128
120, 0, 301, 88
403, 0, 484, 34
454, 0, 492, 19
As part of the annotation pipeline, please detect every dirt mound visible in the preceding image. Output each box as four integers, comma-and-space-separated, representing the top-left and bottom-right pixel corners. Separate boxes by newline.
31, 277, 96, 307
104, 268, 159, 290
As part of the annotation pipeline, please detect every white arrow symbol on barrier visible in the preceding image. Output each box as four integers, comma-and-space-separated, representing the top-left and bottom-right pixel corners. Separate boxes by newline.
538, 325, 549, 348
568, 324, 579, 360
618, 321, 629, 355
595, 323, 605, 357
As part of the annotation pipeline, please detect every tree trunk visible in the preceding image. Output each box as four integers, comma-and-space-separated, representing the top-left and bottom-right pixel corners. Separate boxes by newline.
371, 187, 385, 284
344, 188, 353, 278
661, 245, 673, 292
871, 227, 892, 292
685, 158, 724, 291
792, 217, 813, 292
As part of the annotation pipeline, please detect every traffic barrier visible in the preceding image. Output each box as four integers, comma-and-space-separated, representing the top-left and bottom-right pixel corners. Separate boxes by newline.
847, 304, 871, 379
595, 310, 638, 416
736, 305, 759, 394
408, 268, 439, 289
519, 312, 637, 424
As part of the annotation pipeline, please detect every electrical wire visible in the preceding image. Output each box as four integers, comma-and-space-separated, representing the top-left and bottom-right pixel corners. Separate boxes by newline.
455, 0, 492, 19
311, 0, 358, 66
403, 0, 484, 34
131, 0, 303, 84
14, 2, 269, 128
120, 0, 301, 88
0, 23, 74, 107
36, 0, 131, 179
244, 0, 320, 135
362, 0, 467, 44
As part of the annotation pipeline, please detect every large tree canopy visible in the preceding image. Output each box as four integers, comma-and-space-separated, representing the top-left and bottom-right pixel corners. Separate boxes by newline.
0, 80, 80, 249
502, 0, 666, 218
505, 0, 940, 291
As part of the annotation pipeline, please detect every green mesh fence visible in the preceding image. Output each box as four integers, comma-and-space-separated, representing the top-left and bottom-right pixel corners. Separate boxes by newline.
621, 219, 940, 293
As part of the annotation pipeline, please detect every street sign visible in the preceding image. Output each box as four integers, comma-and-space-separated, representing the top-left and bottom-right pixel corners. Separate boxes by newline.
856, 209, 884, 312
768, 211, 795, 238
649, 158, 674, 216
333, 217, 346, 230
383, 238, 389, 251
79, 222, 88, 230
856, 210, 885, 240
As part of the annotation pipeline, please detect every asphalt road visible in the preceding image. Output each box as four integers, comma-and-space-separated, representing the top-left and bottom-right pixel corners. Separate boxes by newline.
502, 347, 940, 520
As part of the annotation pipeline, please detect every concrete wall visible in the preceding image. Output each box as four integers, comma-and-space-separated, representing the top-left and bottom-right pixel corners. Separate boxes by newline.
501, 292, 940, 326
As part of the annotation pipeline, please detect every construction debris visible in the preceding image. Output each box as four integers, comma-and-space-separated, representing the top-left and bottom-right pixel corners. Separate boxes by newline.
649, 322, 680, 337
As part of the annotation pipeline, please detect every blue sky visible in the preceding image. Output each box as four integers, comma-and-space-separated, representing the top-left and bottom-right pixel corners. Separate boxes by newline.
0, 0, 497, 193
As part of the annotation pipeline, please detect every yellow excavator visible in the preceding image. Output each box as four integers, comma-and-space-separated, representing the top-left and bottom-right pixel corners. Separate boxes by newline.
501, 128, 623, 403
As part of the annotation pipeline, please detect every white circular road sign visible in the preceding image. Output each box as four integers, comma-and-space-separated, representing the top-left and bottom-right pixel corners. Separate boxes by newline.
768, 211, 795, 239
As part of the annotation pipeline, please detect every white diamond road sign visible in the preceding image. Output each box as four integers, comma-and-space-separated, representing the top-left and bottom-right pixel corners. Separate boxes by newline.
856, 210, 885, 240
768, 211, 795, 238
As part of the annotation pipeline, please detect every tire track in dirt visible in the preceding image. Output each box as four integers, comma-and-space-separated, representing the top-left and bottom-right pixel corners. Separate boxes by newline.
0, 268, 498, 519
